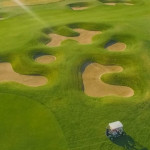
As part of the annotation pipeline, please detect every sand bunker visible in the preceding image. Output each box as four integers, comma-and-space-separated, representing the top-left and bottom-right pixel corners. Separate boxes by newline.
0, 62, 48, 87
82, 63, 134, 97
71, 7, 88, 10
35, 55, 56, 64
47, 29, 101, 47
105, 41, 126, 51
104, 3, 116, 5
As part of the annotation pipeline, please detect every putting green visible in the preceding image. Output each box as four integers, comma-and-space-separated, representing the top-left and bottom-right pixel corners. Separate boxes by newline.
0, 93, 68, 150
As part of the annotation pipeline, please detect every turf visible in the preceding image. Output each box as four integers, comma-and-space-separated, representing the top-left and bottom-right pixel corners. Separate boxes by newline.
0, 0, 150, 149
0, 0, 63, 7
0, 93, 68, 150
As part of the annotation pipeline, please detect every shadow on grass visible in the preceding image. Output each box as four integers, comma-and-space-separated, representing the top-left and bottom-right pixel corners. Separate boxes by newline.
112, 135, 148, 150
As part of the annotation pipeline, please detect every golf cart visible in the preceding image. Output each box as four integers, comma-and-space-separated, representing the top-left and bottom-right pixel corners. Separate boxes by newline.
106, 121, 126, 140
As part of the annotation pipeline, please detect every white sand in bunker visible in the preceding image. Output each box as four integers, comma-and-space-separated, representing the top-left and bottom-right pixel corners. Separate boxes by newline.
35, 55, 56, 64
106, 42, 126, 51
0, 63, 48, 87
82, 63, 134, 97
71, 7, 88, 10
47, 28, 101, 47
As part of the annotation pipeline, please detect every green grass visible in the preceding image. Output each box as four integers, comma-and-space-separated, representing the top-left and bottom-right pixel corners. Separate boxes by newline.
0, 0, 150, 149
0, 0, 63, 7
0, 93, 68, 150
99, 0, 133, 3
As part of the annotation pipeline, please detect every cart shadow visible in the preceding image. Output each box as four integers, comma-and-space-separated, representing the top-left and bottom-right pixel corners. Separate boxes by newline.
112, 135, 148, 150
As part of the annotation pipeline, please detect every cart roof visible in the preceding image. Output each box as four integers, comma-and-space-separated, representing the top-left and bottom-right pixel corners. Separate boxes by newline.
109, 121, 123, 130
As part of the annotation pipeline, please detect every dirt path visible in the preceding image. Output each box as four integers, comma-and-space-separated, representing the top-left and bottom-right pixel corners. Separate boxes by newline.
47, 28, 101, 47
82, 63, 134, 97
35, 55, 56, 64
0, 63, 48, 87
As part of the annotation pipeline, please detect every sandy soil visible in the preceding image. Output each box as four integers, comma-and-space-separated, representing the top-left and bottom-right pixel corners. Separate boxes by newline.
82, 63, 134, 97
35, 55, 56, 64
0, 63, 48, 87
47, 28, 101, 47
106, 42, 126, 51
71, 7, 88, 10
104, 3, 116, 5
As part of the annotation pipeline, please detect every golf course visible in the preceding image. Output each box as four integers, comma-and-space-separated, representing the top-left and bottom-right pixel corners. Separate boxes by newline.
0, 0, 150, 149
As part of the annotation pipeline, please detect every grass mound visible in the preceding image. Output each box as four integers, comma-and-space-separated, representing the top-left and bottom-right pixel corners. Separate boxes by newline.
38, 34, 50, 44
29, 48, 55, 60
68, 2, 89, 8
68, 22, 111, 31
52, 26, 80, 37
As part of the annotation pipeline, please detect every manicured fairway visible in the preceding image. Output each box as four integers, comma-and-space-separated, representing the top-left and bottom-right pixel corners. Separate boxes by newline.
0, 0, 150, 149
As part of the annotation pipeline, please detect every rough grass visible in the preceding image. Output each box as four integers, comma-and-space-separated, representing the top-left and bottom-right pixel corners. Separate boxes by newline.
0, 0, 150, 150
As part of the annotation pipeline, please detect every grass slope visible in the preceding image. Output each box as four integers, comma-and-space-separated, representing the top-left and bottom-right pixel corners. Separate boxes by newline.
0, 0, 150, 149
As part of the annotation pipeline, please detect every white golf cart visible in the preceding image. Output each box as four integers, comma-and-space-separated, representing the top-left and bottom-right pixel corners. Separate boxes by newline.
106, 121, 126, 140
